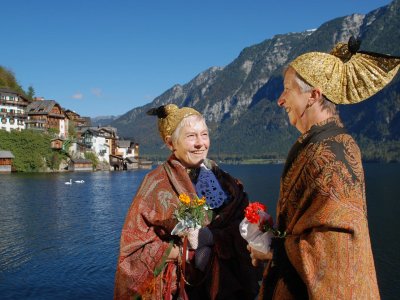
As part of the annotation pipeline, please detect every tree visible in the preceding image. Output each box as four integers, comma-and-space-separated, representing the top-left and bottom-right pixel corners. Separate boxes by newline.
27, 86, 35, 100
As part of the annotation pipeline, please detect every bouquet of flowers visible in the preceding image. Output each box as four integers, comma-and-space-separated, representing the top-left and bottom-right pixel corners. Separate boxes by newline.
171, 193, 210, 236
239, 201, 277, 254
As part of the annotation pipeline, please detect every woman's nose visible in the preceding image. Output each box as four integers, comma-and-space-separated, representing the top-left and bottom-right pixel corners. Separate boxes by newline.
277, 94, 285, 107
194, 136, 202, 147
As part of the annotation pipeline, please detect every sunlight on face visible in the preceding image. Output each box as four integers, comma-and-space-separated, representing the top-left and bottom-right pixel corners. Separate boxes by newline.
172, 118, 210, 168
277, 67, 310, 133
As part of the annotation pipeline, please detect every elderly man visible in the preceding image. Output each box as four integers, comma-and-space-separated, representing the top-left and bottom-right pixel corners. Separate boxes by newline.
248, 38, 400, 299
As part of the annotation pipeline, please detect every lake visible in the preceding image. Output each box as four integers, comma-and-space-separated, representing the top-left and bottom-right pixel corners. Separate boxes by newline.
0, 163, 399, 299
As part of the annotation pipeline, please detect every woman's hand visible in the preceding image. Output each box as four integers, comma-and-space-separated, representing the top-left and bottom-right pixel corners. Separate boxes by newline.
167, 244, 180, 261
186, 227, 214, 249
247, 244, 272, 267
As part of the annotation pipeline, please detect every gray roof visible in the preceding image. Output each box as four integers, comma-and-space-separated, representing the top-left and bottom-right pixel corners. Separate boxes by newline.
26, 100, 58, 114
117, 140, 131, 148
0, 150, 15, 158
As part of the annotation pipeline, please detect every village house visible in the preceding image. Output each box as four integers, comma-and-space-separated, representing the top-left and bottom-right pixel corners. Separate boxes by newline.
111, 140, 140, 170
116, 140, 139, 159
0, 88, 30, 132
25, 99, 69, 138
50, 138, 64, 150
64, 109, 89, 127
0, 150, 15, 173
68, 158, 93, 171
80, 126, 118, 163
63, 109, 91, 138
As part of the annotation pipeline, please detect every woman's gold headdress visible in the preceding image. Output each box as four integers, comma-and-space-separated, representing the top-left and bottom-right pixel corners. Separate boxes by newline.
147, 104, 201, 139
290, 37, 400, 104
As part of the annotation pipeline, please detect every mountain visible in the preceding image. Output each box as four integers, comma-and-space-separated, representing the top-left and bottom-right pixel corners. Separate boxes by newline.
111, 0, 400, 162
91, 115, 120, 127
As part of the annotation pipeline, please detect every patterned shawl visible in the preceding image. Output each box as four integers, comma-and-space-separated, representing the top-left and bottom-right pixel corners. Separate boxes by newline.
114, 155, 261, 300
260, 117, 380, 299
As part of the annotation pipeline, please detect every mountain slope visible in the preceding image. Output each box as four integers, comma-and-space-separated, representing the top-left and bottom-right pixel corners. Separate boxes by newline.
111, 0, 400, 161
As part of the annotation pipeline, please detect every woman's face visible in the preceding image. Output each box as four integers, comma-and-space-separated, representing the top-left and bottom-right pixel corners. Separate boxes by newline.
167, 118, 210, 168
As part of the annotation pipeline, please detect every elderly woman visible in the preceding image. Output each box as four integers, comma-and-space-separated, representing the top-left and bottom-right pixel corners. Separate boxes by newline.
114, 104, 261, 300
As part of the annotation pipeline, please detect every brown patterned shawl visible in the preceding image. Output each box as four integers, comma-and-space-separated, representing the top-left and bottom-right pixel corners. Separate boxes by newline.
259, 117, 380, 299
114, 155, 261, 300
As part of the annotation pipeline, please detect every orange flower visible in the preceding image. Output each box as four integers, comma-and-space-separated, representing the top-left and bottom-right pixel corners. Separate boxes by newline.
173, 194, 209, 232
179, 194, 191, 205
196, 196, 206, 206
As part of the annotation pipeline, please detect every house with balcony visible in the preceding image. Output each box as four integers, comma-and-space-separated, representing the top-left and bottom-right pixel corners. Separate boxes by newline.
64, 109, 88, 126
25, 100, 69, 138
81, 126, 118, 163
0, 88, 30, 132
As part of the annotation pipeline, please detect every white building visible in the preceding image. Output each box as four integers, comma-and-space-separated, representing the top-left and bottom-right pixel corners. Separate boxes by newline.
115, 140, 139, 159
0, 88, 30, 132
81, 127, 118, 163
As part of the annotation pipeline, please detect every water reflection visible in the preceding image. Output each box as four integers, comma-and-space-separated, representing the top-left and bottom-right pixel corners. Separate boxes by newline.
0, 170, 148, 299
0, 164, 399, 299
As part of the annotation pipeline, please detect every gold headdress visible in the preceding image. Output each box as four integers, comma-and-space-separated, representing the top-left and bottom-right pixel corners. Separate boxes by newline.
289, 37, 400, 104
147, 104, 201, 140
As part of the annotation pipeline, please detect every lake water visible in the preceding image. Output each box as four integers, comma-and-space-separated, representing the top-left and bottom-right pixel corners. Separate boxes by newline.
0, 163, 399, 299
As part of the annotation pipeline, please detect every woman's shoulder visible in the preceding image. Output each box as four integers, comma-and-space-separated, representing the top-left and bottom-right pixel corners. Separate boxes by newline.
139, 163, 168, 186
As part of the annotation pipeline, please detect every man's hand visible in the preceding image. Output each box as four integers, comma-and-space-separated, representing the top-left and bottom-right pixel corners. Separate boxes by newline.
247, 244, 272, 267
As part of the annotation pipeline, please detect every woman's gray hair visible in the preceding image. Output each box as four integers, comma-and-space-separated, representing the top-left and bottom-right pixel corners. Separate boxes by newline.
170, 114, 208, 144
294, 71, 337, 115
284, 66, 337, 115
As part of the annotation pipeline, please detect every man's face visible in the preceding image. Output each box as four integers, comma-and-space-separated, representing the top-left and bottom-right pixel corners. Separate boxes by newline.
172, 119, 210, 168
277, 67, 310, 133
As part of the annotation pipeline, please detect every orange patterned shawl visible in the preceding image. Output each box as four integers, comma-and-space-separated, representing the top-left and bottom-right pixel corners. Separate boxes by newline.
260, 117, 380, 299
114, 155, 261, 300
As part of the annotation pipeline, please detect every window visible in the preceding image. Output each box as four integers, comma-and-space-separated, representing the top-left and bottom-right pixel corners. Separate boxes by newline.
9, 119, 15, 125
1, 118, 6, 124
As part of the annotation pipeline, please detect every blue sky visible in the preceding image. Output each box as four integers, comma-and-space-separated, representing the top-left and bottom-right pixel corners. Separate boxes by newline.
1, 0, 392, 118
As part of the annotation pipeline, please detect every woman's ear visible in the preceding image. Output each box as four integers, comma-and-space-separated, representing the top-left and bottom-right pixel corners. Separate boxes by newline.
165, 136, 174, 151
309, 87, 323, 105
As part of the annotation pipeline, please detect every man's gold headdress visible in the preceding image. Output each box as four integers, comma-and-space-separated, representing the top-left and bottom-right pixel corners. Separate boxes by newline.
147, 104, 201, 140
290, 37, 400, 104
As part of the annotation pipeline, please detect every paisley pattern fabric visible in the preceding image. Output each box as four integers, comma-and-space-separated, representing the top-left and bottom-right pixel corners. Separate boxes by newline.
259, 117, 380, 299
114, 155, 261, 300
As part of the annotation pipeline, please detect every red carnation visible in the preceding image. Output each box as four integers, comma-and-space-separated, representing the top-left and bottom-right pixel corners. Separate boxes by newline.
244, 202, 266, 224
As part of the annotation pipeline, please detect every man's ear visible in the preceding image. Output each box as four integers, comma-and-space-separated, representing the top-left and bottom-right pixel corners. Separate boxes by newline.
165, 136, 174, 151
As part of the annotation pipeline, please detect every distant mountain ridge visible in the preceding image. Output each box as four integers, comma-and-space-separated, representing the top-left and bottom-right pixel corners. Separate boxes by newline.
91, 115, 120, 127
111, 0, 400, 162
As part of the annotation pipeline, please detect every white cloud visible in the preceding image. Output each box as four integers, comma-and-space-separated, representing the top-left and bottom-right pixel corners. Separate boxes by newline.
72, 92, 83, 99
91, 88, 102, 97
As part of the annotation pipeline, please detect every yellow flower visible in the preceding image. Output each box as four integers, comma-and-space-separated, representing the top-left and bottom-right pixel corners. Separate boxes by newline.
196, 196, 206, 206
173, 194, 210, 232
179, 193, 191, 205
